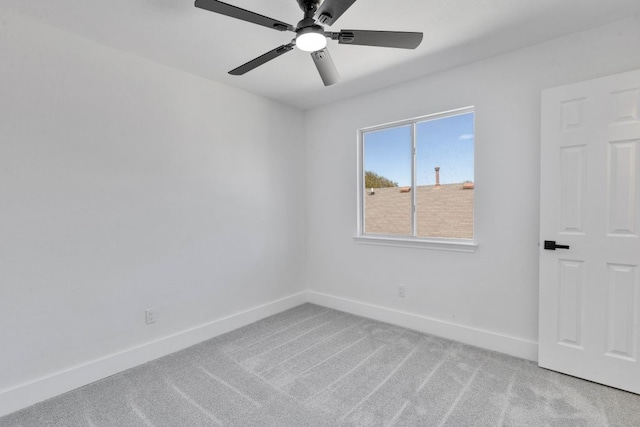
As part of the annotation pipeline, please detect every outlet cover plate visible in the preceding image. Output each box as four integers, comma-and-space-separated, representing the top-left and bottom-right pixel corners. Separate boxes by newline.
145, 308, 157, 325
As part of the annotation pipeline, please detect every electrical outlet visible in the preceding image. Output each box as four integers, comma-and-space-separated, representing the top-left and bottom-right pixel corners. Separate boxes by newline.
397, 285, 406, 298
145, 308, 157, 325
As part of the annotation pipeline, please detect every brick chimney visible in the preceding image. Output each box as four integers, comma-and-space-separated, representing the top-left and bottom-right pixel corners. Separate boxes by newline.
435, 167, 441, 188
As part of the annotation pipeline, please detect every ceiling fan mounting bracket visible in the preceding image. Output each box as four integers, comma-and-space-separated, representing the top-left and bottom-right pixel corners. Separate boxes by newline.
317, 13, 333, 24
333, 31, 354, 43
276, 45, 295, 54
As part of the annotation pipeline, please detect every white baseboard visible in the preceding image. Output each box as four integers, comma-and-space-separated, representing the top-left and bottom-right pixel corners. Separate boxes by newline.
307, 291, 538, 362
1, 290, 538, 417
0, 292, 307, 418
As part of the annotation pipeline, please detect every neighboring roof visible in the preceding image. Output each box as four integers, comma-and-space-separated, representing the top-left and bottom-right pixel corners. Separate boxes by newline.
364, 183, 473, 239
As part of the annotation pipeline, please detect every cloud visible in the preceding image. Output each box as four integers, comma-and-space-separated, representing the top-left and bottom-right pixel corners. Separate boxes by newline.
458, 134, 474, 140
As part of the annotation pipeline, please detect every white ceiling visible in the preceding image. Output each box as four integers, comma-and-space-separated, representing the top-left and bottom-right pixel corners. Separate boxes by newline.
3, 0, 640, 110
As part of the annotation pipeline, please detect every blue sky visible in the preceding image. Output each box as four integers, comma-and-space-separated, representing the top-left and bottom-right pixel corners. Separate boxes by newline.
364, 112, 474, 187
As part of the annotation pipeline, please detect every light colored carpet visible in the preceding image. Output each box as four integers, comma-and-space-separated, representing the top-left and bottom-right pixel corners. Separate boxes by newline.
2, 303, 639, 426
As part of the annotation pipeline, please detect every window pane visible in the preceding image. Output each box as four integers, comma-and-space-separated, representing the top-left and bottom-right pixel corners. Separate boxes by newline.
415, 112, 474, 239
363, 125, 412, 236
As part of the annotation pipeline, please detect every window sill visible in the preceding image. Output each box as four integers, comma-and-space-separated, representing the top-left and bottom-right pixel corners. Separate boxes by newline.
353, 235, 477, 253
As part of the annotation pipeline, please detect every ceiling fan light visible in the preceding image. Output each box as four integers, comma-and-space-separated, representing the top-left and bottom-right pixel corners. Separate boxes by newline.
296, 31, 327, 52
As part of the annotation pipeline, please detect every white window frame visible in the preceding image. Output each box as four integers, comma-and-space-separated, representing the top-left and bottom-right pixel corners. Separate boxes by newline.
355, 106, 477, 253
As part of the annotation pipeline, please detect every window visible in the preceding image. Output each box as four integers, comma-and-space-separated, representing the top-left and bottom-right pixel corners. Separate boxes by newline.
356, 107, 475, 251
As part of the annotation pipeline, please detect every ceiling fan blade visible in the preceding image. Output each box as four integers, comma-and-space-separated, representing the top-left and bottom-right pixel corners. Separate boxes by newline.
229, 43, 295, 75
311, 48, 340, 86
333, 30, 423, 49
315, 0, 357, 26
195, 0, 294, 32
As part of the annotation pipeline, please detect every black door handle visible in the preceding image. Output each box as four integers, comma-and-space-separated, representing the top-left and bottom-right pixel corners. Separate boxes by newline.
544, 240, 570, 250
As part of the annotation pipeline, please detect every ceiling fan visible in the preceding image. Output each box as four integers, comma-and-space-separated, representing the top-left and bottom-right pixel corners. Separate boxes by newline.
194, 0, 423, 86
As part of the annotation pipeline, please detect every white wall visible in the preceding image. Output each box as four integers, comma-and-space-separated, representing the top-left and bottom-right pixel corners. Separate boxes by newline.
304, 16, 640, 360
2, 7, 640, 416
0, 11, 306, 410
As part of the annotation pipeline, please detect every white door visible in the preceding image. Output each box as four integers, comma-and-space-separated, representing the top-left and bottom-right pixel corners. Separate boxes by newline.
539, 69, 640, 394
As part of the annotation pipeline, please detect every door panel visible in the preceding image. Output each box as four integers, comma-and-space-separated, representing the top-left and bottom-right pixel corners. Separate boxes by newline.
608, 140, 638, 235
557, 259, 584, 348
539, 69, 640, 394
560, 145, 587, 233
606, 263, 636, 360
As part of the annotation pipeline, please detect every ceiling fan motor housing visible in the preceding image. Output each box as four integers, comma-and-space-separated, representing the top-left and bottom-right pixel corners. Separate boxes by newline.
297, 0, 321, 12
297, 23, 325, 36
